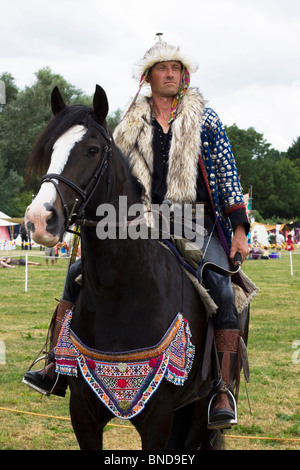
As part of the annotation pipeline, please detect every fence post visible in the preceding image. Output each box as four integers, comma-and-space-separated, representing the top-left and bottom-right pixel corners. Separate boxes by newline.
25, 254, 28, 292
0, 341, 5, 364
290, 251, 293, 276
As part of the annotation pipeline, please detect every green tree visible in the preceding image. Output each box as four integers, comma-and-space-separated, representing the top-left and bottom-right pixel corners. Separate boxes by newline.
271, 158, 300, 219
0, 68, 91, 216
0, 163, 23, 215
224, 124, 300, 219
0, 73, 22, 215
0, 72, 18, 103
225, 124, 272, 195
107, 108, 122, 133
286, 136, 300, 175
0, 67, 90, 178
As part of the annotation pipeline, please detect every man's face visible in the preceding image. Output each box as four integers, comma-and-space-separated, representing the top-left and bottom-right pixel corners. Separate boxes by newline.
147, 61, 182, 98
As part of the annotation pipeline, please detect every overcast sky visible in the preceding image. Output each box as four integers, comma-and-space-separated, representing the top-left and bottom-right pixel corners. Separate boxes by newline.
1, 0, 299, 151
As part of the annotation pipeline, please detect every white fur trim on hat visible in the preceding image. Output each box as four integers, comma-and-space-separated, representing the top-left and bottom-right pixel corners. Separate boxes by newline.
133, 41, 198, 80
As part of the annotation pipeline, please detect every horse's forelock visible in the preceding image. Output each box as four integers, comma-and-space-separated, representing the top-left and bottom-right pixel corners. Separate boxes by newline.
26, 105, 96, 181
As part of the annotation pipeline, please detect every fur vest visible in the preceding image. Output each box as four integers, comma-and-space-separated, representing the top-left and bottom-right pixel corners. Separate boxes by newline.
113, 87, 246, 247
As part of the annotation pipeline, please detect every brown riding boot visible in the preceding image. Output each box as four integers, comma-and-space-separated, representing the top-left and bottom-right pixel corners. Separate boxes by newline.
208, 329, 241, 429
22, 299, 73, 397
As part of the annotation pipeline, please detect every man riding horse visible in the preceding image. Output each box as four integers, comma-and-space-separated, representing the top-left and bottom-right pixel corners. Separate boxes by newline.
24, 36, 250, 430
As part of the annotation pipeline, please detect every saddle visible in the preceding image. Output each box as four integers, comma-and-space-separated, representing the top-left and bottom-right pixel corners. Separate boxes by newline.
162, 236, 242, 281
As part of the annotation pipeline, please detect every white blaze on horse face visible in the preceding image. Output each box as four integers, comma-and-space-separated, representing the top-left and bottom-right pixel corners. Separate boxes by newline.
37, 125, 87, 206
25, 125, 87, 246
39, 124, 88, 207
49, 125, 87, 175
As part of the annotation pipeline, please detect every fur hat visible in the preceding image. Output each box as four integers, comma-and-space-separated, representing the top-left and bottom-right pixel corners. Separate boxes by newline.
133, 39, 198, 81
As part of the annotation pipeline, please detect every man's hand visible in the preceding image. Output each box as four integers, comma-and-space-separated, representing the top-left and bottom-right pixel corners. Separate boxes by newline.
230, 224, 249, 263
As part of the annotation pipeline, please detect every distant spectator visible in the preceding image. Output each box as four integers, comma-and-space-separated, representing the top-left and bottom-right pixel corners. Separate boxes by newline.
55, 243, 61, 260
250, 243, 263, 259
20, 224, 28, 250
276, 231, 285, 245
261, 246, 269, 259
0, 257, 41, 267
0, 258, 15, 268
60, 241, 69, 257
285, 234, 294, 251
45, 246, 56, 266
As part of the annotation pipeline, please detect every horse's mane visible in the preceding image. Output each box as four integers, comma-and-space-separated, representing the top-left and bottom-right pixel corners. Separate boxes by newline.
115, 146, 145, 203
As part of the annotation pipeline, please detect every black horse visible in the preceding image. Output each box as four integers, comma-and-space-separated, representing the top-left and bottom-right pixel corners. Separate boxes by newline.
25, 85, 222, 450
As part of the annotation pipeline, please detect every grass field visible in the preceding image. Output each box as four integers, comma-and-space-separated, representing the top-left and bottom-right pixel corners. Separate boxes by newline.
0, 247, 299, 450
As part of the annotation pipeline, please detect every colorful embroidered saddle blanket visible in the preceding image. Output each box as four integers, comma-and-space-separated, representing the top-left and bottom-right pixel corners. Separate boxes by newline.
55, 310, 195, 419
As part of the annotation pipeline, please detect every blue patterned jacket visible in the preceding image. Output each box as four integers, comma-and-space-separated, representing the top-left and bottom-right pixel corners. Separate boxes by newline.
199, 108, 249, 251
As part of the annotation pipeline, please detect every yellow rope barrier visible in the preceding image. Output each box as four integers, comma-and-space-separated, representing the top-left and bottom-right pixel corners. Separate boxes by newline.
0, 406, 299, 443
0, 406, 133, 429
224, 434, 299, 443
0, 406, 70, 421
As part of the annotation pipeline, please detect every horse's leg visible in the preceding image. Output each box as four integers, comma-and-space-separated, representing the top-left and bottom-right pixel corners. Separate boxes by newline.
133, 409, 174, 450
132, 384, 174, 450
168, 399, 223, 450
167, 403, 195, 450
69, 381, 112, 450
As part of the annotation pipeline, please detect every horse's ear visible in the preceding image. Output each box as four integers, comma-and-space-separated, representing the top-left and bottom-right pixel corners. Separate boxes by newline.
51, 86, 67, 116
93, 85, 109, 122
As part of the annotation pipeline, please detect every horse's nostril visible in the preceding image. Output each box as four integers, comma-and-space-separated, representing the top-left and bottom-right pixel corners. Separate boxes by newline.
26, 221, 35, 233
45, 204, 65, 238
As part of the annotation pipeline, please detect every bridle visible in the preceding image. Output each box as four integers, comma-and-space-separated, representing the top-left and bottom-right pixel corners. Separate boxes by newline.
41, 123, 112, 232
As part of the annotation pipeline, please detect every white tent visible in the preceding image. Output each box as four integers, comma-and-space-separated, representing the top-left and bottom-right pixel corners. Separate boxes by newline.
251, 223, 269, 246
0, 211, 23, 226
0, 211, 18, 239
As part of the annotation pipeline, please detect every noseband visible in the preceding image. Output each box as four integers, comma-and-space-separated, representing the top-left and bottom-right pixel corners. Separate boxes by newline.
41, 123, 112, 231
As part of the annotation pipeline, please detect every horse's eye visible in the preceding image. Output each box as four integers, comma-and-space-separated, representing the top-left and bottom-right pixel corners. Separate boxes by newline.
88, 146, 100, 157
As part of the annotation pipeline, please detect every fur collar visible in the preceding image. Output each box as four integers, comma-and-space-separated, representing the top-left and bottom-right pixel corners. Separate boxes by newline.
113, 88, 206, 206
